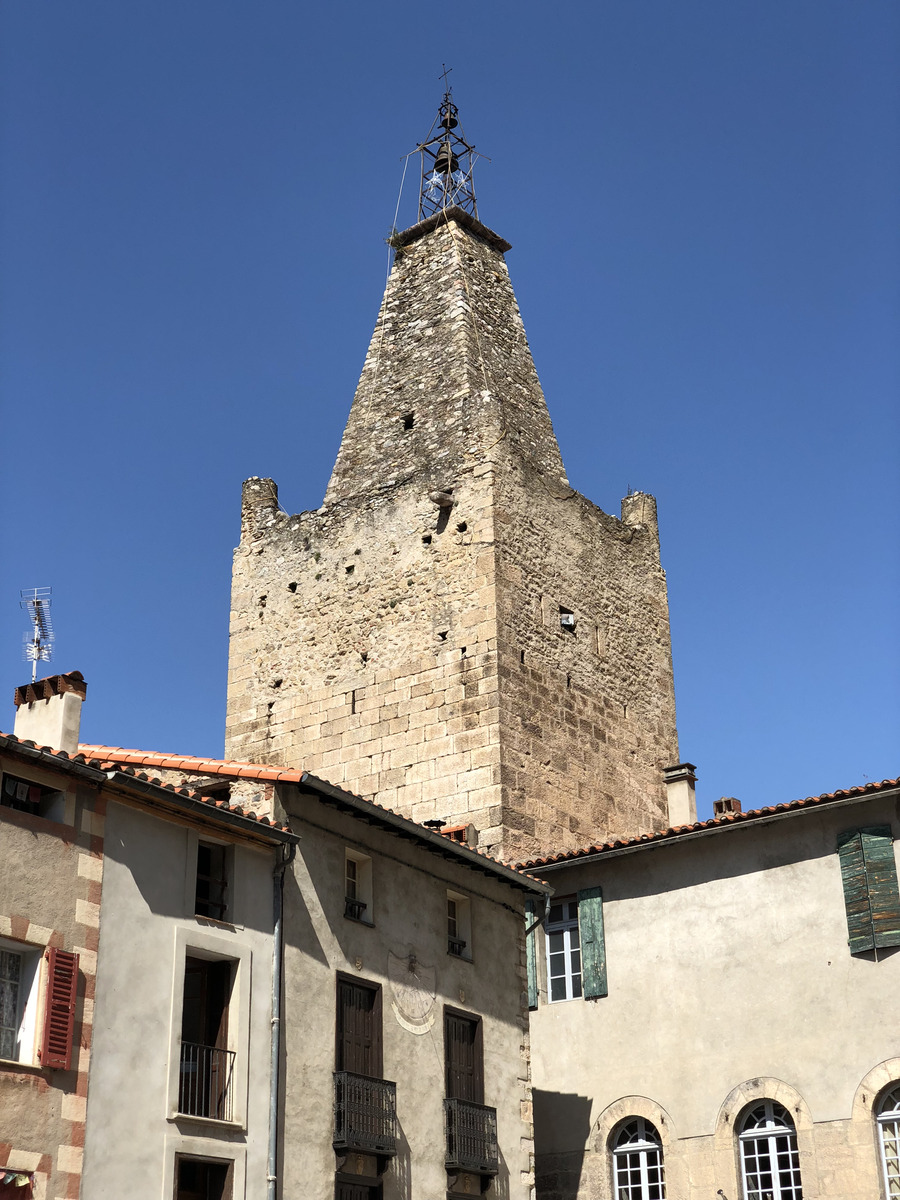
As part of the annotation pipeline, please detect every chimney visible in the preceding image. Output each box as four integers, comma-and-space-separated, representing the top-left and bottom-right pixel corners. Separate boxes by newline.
664, 762, 697, 826
713, 796, 742, 818
13, 672, 87, 755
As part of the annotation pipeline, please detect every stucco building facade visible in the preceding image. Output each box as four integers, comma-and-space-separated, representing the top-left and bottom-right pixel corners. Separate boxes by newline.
520, 777, 900, 1200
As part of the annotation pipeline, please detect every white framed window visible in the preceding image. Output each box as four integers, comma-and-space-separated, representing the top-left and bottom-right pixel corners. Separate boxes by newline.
546, 897, 581, 1001
344, 850, 373, 923
738, 1100, 803, 1200
877, 1086, 900, 1198
0, 940, 42, 1064
446, 891, 472, 959
611, 1117, 666, 1200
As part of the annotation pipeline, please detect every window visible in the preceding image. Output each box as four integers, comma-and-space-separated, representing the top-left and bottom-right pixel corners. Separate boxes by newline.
0, 942, 76, 1070
344, 851, 373, 923
738, 1101, 803, 1200
1, 773, 66, 822
179, 957, 235, 1121
336, 976, 382, 1077
0, 943, 40, 1063
444, 1009, 483, 1103
544, 889, 607, 1004
195, 842, 229, 921
877, 1086, 900, 1198
546, 899, 581, 1001
611, 1117, 666, 1200
447, 891, 472, 959
837, 826, 900, 954
175, 1156, 232, 1200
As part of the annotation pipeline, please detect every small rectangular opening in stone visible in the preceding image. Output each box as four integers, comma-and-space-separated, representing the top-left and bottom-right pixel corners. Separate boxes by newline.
345, 565, 355, 575
403, 412, 415, 430
422, 534, 432, 544
559, 607, 576, 633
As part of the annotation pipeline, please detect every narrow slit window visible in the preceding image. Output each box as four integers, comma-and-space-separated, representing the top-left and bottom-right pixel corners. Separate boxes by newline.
403, 413, 415, 430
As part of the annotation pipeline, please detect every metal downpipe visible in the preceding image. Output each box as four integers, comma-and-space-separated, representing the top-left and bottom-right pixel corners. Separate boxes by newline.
268, 842, 295, 1200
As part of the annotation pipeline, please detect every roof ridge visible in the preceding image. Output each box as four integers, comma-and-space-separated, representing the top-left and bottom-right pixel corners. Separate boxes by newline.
516, 775, 900, 870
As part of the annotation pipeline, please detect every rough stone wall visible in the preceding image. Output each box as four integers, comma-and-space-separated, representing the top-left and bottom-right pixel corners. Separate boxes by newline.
226, 215, 678, 861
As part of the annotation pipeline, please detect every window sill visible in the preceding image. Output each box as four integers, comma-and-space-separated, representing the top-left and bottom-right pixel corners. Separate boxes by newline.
343, 914, 375, 928
0, 1057, 47, 1074
194, 915, 240, 933
168, 1112, 247, 1133
447, 951, 473, 963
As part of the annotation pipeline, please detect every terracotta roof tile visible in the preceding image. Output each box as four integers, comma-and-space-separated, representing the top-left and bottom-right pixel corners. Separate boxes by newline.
515, 776, 900, 870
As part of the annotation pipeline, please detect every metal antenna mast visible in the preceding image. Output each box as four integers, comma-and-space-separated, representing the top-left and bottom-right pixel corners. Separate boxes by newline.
416, 67, 484, 222
20, 588, 54, 683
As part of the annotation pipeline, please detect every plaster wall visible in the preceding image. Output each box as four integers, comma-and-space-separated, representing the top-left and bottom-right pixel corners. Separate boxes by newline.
279, 784, 535, 1200
82, 798, 276, 1199
528, 794, 900, 1200
0, 754, 103, 1200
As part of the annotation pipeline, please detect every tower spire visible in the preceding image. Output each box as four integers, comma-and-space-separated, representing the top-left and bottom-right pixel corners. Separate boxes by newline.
416, 69, 480, 221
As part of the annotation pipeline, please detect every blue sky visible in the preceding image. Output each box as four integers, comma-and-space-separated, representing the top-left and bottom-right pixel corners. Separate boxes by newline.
1, 1, 897, 820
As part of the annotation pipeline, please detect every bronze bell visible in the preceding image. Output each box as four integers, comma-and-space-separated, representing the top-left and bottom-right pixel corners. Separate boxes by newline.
440, 107, 458, 130
433, 143, 459, 174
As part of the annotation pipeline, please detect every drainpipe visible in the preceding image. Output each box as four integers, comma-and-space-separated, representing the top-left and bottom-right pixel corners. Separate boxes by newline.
268, 841, 295, 1200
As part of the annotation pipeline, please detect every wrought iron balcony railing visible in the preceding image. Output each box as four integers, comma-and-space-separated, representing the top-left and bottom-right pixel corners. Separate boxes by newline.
179, 1041, 236, 1121
444, 1097, 499, 1174
333, 1071, 398, 1156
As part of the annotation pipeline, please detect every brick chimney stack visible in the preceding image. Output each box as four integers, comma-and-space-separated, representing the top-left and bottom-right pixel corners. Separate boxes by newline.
13, 671, 87, 755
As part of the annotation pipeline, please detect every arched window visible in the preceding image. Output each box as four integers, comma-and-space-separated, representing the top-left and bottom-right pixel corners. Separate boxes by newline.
611, 1117, 666, 1200
876, 1086, 900, 1197
738, 1101, 803, 1200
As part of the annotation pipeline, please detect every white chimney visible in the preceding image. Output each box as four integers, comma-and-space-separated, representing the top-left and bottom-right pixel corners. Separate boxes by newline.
13, 672, 87, 755
664, 762, 697, 827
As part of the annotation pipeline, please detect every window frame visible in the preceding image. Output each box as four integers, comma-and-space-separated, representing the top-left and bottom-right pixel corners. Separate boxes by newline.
1, 771, 68, 823
344, 850, 373, 924
876, 1085, 900, 1198
545, 897, 582, 1002
0, 939, 43, 1066
446, 890, 472, 960
737, 1100, 803, 1200
195, 840, 231, 923
168, 929, 251, 1130
610, 1116, 666, 1200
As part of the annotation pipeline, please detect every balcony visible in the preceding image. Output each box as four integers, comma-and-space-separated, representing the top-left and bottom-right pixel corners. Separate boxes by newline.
445, 1098, 499, 1175
333, 1071, 398, 1156
179, 1041, 236, 1121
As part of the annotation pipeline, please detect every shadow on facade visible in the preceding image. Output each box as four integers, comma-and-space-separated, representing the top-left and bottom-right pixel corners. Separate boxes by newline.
533, 1090, 592, 1200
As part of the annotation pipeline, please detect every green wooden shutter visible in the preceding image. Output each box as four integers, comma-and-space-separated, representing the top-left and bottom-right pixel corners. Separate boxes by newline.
525, 899, 538, 1010
577, 887, 607, 1000
837, 827, 900, 954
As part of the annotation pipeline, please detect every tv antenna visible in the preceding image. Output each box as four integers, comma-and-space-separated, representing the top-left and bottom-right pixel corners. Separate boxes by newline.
20, 588, 54, 682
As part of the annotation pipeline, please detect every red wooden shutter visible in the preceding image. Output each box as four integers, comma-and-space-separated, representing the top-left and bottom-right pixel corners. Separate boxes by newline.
39, 948, 78, 1070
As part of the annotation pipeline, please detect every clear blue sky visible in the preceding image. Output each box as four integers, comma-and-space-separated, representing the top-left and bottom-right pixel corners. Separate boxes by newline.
2, 1, 897, 820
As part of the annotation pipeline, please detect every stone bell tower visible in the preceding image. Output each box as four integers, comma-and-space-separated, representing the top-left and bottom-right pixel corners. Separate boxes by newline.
226, 94, 679, 862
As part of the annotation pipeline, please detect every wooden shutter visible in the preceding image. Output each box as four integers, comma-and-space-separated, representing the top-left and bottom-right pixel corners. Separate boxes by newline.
444, 1010, 483, 1103
336, 977, 381, 1077
525, 899, 538, 1010
39, 948, 78, 1070
577, 887, 608, 1000
838, 827, 900, 954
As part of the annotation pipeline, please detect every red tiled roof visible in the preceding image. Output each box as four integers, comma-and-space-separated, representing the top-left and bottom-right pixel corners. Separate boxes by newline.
0, 733, 294, 838
78, 745, 550, 891
79, 744, 306, 783
516, 776, 900, 870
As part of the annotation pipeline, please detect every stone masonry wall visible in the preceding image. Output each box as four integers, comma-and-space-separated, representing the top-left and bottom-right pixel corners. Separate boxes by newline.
226, 215, 679, 861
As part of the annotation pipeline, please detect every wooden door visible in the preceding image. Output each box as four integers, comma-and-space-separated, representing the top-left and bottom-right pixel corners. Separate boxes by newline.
336, 977, 381, 1078
444, 1010, 483, 1102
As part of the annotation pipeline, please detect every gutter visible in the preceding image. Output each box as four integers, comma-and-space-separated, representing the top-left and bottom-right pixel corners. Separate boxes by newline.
267, 840, 296, 1200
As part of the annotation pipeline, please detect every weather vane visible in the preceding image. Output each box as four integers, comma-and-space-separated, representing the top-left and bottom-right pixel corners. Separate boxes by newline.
20, 587, 54, 683
415, 67, 484, 222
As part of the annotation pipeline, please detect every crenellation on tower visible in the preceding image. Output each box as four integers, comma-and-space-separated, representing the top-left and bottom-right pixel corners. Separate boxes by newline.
227, 172, 679, 860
